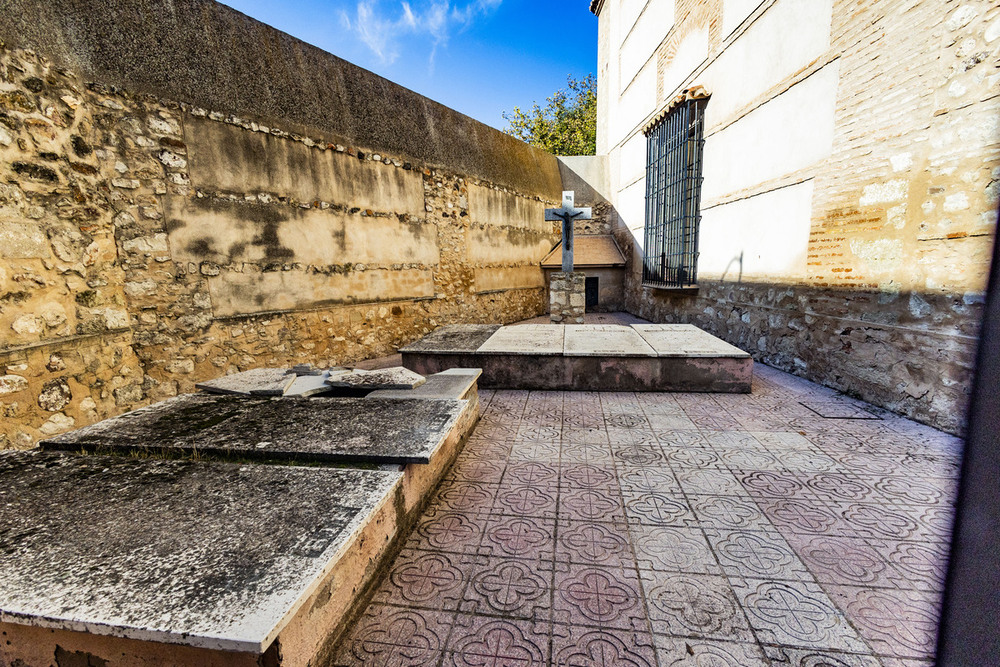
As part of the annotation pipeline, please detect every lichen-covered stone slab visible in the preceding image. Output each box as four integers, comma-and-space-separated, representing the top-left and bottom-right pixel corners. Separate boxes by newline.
41, 394, 467, 464
366, 368, 481, 400
326, 367, 426, 390
399, 324, 501, 353
563, 325, 657, 357
631, 324, 750, 358
0, 450, 401, 652
478, 324, 565, 355
195, 368, 295, 396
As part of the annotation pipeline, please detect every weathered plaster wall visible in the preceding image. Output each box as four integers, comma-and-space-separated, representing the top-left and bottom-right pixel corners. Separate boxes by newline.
596, 0, 1000, 433
0, 2, 562, 448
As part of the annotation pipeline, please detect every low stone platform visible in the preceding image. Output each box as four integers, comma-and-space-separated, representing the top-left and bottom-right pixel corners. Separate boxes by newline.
401, 323, 752, 392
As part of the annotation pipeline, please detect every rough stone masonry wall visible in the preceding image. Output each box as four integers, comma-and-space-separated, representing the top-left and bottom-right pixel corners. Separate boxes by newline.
622, 0, 999, 435
0, 1, 563, 449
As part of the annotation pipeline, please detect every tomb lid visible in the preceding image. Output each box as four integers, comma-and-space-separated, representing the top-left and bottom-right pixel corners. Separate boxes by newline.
41, 394, 468, 465
0, 450, 402, 653
366, 368, 481, 400
540, 235, 626, 268
631, 324, 750, 358
563, 324, 657, 357
477, 324, 565, 355
399, 324, 502, 354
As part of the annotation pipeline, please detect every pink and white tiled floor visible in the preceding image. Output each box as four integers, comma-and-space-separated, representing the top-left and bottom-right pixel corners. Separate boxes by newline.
334, 364, 961, 667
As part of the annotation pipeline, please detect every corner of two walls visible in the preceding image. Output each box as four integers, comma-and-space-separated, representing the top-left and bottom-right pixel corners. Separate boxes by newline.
0, 40, 562, 449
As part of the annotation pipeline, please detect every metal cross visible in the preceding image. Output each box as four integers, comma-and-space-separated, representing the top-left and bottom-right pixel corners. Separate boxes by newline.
545, 191, 592, 272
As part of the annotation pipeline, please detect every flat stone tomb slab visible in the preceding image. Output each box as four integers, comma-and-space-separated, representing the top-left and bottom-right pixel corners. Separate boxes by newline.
632, 323, 750, 358
0, 450, 402, 652
563, 324, 657, 357
41, 394, 467, 464
399, 324, 501, 353
326, 366, 426, 390
195, 367, 295, 396
477, 324, 565, 355
367, 368, 482, 400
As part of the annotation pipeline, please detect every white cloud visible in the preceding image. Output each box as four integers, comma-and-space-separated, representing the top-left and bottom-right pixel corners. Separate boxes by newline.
341, 0, 502, 67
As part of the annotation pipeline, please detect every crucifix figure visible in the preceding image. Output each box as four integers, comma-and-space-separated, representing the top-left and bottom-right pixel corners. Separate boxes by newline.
545, 191, 592, 272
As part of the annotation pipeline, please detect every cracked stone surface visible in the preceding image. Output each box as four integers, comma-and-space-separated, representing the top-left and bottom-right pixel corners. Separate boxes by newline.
195, 367, 295, 396
399, 325, 502, 353
0, 450, 401, 652
333, 364, 960, 667
327, 367, 427, 390
41, 394, 467, 464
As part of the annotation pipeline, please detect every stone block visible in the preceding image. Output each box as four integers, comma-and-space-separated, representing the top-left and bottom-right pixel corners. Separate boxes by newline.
326, 367, 426, 390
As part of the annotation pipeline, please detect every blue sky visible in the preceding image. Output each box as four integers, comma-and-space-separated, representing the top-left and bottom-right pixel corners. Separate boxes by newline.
218, 0, 598, 131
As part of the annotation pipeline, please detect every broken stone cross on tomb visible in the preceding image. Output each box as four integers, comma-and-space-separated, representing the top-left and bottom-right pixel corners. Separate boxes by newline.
545, 191, 592, 324
546, 191, 592, 272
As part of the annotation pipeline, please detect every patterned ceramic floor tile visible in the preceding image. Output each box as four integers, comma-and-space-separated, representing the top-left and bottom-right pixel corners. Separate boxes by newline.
445, 614, 550, 667
434, 480, 501, 514
555, 519, 633, 569
335, 604, 454, 667
559, 486, 627, 523
639, 570, 755, 642
559, 464, 618, 490
785, 534, 898, 589
461, 556, 553, 620
553, 564, 645, 631
412, 510, 488, 553
630, 525, 721, 575
731, 578, 870, 653
825, 586, 940, 659
373, 549, 472, 610
617, 465, 682, 495
480, 514, 556, 560
652, 635, 771, 666
551, 627, 657, 667
492, 483, 559, 518
704, 527, 814, 581
621, 488, 697, 527
503, 461, 559, 487
331, 362, 962, 667
689, 495, 775, 532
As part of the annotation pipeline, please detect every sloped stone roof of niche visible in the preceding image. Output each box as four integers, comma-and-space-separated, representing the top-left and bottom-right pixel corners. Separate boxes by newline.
541, 235, 626, 268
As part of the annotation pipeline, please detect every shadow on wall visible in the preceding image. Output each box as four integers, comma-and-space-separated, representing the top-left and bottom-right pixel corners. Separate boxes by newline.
608, 219, 990, 436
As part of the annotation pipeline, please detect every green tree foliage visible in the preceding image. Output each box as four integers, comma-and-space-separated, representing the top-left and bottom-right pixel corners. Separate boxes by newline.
503, 74, 597, 156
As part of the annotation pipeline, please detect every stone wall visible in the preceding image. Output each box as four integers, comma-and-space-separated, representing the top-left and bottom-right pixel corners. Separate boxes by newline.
0, 2, 563, 449
596, 0, 999, 434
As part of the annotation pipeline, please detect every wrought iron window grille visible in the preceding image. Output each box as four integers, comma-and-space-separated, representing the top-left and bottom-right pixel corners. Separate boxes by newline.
642, 97, 708, 289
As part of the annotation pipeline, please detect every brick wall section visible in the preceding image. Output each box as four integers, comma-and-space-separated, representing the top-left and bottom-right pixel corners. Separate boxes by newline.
621, 0, 999, 435
0, 44, 558, 448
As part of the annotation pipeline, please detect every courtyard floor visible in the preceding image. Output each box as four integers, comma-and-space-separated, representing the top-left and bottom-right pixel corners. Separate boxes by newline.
333, 364, 961, 667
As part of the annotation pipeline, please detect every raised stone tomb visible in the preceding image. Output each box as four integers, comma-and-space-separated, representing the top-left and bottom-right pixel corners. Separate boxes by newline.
41, 394, 471, 464
5, 368, 484, 666
401, 323, 753, 392
0, 451, 403, 664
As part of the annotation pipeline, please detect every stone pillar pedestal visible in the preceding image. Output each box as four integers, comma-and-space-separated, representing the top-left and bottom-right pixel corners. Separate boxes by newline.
549, 271, 586, 324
